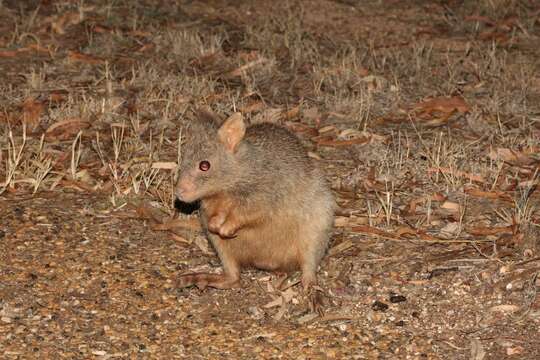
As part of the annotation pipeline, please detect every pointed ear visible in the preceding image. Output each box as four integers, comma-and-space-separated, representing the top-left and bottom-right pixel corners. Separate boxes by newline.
218, 112, 246, 153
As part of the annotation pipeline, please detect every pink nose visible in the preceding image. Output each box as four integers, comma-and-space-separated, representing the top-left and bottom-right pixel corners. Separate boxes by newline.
176, 184, 189, 198
176, 176, 196, 201
175, 187, 185, 199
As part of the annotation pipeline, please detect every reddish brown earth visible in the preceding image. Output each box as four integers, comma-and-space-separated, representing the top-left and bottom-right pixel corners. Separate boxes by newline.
1, 0, 539, 358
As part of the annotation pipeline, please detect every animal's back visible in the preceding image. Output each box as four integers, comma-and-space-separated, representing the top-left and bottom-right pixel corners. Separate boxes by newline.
233, 122, 335, 274
245, 123, 312, 166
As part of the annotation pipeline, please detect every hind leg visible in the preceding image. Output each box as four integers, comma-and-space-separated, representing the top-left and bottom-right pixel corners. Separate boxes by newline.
298, 228, 330, 314
298, 231, 328, 290
177, 258, 240, 290
299, 262, 325, 315
300, 264, 318, 290
177, 237, 242, 290
177, 271, 240, 290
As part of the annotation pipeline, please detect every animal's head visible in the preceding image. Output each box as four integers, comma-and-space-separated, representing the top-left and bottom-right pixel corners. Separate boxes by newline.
175, 111, 246, 203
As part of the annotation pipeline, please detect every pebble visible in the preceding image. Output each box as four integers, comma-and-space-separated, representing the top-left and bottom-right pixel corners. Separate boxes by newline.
372, 301, 389, 312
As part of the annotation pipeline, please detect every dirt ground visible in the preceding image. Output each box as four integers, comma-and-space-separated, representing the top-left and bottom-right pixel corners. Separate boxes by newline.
1, 0, 540, 358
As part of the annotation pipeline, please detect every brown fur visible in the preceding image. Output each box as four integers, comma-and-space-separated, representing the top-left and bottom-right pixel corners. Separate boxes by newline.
175, 111, 335, 290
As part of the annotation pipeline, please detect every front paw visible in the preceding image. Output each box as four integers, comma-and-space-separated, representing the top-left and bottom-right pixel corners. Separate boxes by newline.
218, 221, 239, 238
208, 214, 226, 234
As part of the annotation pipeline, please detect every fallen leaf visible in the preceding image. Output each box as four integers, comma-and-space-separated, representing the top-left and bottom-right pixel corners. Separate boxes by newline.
318, 125, 336, 134
489, 304, 520, 313
408, 280, 429, 285
92, 24, 115, 34
285, 122, 318, 137
307, 151, 321, 160
315, 137, 370, 147
136, 43, 155, 53
338, 128, 363, 139
470, 338, 486, 360
327, 240, 354, 257
45, 118, 90, 141
194, 235, 212, 255
488, 147, 537, 166
136, 204, 162, 223
351, 225, 397, 239
223, 57, 267, 78
284, 105, 300, 120
361, 74, 387, 91
413, 96, 470, 115
406, 193, 447, 214
48, 91, 67, 104
506, 346, 524, 356
478, 31, 509, 43
464, 187, 512, 201
68, 51, 105, 65
427, 167, 484, 183
464, 15, 496, 27
303, 107, 320, 122
189, 52, 220, 70
440, 222, 461, 237
263, 296, 283, 309
59, 179, 95, 192
334, 216, 350, 227
316, 129, 387, 147
151, 162, 177, 170
467, 226, 513, 236
264, 287, 297, 309
273, 304, 288, 321
395, 226, 418, 237
170, 233, 191, 244
152, 218, 201, 232
20, 44, 51, 54
296, 312, 319, 324
0, 50, 18, 57
518, 179, 539, 188
128, 30, 152, 37
50, 11, 83, 34
75, 169, 94, 183
440, 201, 461, 214
421, 111, 455, 126
239, 101, 265, 114
21, 98, 45, 130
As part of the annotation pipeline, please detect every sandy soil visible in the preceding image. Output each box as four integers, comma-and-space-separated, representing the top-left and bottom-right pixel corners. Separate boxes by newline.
1, 0, 539, 358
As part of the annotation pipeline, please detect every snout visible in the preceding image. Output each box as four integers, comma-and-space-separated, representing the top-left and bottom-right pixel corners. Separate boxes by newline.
175, 176, 199, 203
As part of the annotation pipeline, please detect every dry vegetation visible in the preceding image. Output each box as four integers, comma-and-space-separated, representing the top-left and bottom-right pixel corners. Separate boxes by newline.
1, 0, 539, 358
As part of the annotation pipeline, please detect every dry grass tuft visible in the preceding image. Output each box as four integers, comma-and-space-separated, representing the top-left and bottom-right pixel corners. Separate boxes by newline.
0, 0, 539, 357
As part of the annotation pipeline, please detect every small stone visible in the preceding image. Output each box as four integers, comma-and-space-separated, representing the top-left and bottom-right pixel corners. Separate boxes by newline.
506, 346, 524, 355
325, 349, 337, 358
247, 306, 264, 320
372, 300, 389, 312
389, 294, 407, 303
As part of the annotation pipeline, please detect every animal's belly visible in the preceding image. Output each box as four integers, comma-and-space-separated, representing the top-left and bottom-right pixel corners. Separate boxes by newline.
218, 222, 301, 272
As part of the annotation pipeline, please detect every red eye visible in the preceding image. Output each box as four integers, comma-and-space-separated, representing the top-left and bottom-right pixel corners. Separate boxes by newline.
199, 160, 210, 171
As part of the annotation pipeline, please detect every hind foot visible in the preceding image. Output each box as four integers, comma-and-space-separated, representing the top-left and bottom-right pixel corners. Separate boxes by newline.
177, 272, 240, 290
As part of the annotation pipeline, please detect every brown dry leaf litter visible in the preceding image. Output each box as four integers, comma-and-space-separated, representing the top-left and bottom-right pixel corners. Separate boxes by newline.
1, 0, 540, 358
